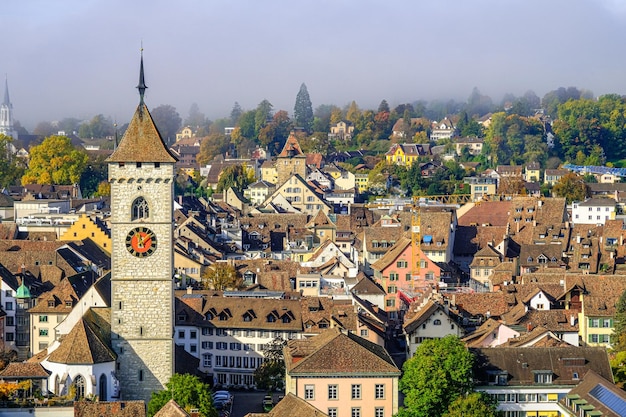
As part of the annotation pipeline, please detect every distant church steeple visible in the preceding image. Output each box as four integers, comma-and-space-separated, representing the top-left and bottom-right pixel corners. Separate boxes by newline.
0, 75, 17, 139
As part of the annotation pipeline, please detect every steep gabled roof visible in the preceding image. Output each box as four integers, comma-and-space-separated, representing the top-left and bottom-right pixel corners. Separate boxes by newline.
46, 309, 115, 364
404, 300, 447, 334
371, 236, 412, 272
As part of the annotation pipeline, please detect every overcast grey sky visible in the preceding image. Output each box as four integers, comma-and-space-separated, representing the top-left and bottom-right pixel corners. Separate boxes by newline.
4, 0, 626, 129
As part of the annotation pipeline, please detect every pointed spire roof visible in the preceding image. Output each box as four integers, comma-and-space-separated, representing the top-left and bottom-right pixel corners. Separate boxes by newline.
137, 50, 147, 104
108, 54, 177, 163
3, 76, 10, 105
278, 132, 305, 158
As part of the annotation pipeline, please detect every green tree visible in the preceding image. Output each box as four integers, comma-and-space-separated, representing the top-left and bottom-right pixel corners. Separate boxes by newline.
230, 102, 243, 125
397, 336, 474, 417
378, 99, 390, 113
80, 151, 109, 197
444, 392, 501, 417
294, 83, 314, 133
612, 288, 626, 388
613, 289, 626, 353
78, 114, 114, 139
552, 172, 588, 203
346, 101, 361, 125
33, 121, 55, 137
147, 373, 216, 417
57, 117, 81, 134
151, 104, 182, 145
201, 262, 243, 290
215, 164, 253, 194
0, 134, 25, 187
255, 99, 274, 137
197, 133, 231, 165
22, 135, 88, 185
238, 110, 257, 139
254, 337, 287, 390
185, 103, 208, 129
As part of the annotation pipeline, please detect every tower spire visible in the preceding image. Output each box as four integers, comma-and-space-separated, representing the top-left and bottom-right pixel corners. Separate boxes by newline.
137, 47, 147, 104
3, 75, 10, 105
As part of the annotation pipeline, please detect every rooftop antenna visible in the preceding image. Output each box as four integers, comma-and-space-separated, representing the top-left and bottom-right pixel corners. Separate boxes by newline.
137, 42, 147, 104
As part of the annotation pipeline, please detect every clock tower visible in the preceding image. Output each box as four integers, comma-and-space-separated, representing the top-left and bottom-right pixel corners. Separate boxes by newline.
107, 53, 177, 402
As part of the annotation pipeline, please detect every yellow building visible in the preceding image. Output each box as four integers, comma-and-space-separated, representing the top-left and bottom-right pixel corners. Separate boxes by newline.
59, 214, 111, 254
385, 143, 429, 167
355, 173, 369, 193
261, 160, 278, 184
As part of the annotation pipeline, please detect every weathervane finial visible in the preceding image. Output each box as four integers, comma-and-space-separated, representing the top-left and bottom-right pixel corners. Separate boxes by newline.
137, 43, 147, 104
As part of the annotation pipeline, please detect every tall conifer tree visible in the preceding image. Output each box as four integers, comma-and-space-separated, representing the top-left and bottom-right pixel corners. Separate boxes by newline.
294, 83, 314, 133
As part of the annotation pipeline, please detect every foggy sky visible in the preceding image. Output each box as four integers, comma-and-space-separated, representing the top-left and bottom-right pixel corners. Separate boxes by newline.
4, 0, 626, 130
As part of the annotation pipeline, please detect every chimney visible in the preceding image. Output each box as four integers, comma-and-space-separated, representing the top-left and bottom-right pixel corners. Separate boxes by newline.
187, 286, 193, 295
570, 315, 576, 327
576, 234, 581, 244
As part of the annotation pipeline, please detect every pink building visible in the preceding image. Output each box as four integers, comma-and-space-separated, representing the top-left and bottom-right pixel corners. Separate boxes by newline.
284, 328, 400, 417
371, 236, 442, 318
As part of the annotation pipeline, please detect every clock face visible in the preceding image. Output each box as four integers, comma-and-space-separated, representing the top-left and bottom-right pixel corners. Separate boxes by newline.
126, 227, 157, 257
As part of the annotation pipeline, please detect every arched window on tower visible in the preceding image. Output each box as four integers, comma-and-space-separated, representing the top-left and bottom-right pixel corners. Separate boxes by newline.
131, 197, 149, 220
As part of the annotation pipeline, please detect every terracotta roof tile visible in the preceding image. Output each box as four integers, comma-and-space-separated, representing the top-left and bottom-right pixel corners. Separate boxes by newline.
285, 328, 399, 375
46, 309, 115, 364
0, 362, 50, 378
246, 393, 328, 417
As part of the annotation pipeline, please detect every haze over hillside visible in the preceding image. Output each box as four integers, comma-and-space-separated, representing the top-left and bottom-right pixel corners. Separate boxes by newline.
5, 0, 626, 129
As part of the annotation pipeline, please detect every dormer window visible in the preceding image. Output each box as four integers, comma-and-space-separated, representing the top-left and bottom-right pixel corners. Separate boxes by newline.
267, 315, 276, 323
487, 371, 508, 386
65, 301, 72, 307
534, 370, 553, 384
47, 300, 55, 307
527, 256, 533, 262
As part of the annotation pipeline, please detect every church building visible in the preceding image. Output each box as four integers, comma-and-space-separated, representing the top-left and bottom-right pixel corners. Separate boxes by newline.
107, 54, 177, 402
0, 76, 18, 140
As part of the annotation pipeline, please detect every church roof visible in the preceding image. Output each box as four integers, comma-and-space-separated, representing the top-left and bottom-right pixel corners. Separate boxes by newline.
47, 310, 115, 365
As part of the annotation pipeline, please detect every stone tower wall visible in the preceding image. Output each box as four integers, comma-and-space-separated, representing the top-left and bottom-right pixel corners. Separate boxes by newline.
109, 162, 175, 403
